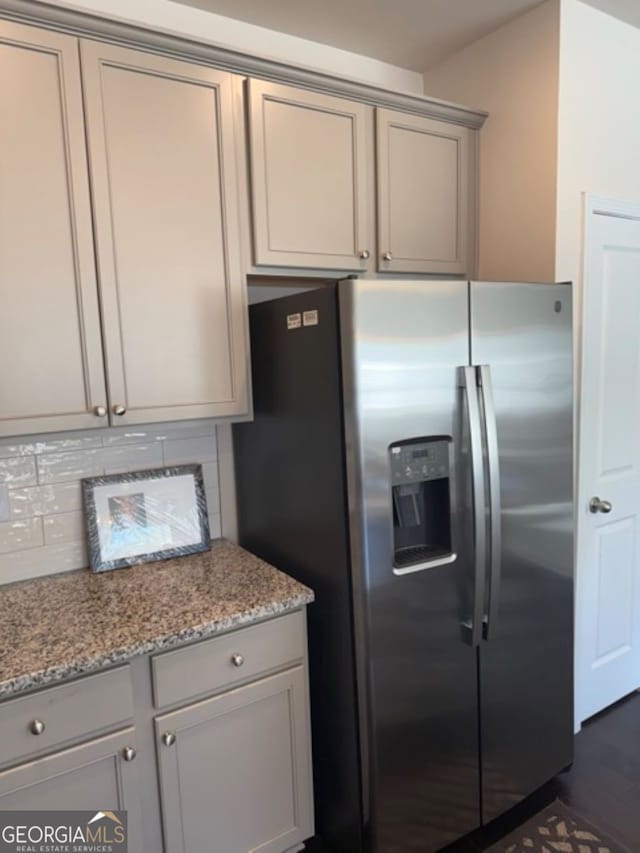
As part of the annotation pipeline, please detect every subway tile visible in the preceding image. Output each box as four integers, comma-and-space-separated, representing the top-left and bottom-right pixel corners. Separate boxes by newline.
43, 511, 85, 546
8, 482, 83, 518
0, 485, 8, 523
0, 419, 222, 584
0, 431, 103, 458
163, 435, 218, 466
102, 443, 164, 475
0, 541, 88, 585
201, 462, 221, 515
0, 456, 38, 487
99, 427, 161, 448
102, 420, 217, 447
0, 518, 43, 554
208, 512, 222, 540
37, 449, 104, 485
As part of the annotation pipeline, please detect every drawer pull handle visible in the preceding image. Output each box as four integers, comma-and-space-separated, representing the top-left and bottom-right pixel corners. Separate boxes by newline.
231, 653, 244, 668
29, 719, 45, 736
162, 732, 176, 747
122, 746, 136, 762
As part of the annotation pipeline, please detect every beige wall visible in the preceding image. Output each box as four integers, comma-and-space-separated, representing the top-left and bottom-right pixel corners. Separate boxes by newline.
44, 0, 424, 93
423, 0, 560, 282
555, 0, 640, 286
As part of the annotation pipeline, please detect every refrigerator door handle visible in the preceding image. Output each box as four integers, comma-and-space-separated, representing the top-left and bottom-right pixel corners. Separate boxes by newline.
459, 366, 487, 648
478, 364, 502, 640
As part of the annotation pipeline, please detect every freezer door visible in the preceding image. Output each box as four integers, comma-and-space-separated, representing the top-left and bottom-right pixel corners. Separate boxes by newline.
470, 282, 574, 823
340, 279, 481, 852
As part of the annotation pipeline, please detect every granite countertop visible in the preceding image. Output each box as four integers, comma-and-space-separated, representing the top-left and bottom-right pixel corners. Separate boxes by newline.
0, 539, 314, 699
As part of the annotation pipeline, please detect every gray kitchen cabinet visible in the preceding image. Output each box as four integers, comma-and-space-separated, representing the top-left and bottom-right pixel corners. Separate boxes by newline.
0, 728, 144, 849
0, 21, 109, 437
0, 610, 313, 852
376, 108, 474, 274
247, 79, 371, 272
155, 666, 313, 853
0, 20, 250, 438
81, 41, 250, 425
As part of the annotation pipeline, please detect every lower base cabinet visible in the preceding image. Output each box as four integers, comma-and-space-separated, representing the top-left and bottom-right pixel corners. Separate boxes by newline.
0, 728, 144, 849
0, 609, 313, 852
156, 667, 313, 853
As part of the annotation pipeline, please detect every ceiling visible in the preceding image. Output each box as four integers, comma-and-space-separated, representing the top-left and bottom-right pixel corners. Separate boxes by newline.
582, 0, 640, 29
169, 0, 547, 71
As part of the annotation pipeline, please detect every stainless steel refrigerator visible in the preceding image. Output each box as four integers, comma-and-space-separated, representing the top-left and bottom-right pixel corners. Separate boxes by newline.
233, 279, 574, 853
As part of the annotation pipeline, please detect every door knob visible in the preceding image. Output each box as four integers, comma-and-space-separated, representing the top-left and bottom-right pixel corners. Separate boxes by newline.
93, 405, 107, 417
230, 653, 244, 667
122, 746, 136, 762
589, 497, 612, 514
162, 732, 176, 747
359, 249, 370, 260
382, 252, 393, 261
113, 404, 127, 416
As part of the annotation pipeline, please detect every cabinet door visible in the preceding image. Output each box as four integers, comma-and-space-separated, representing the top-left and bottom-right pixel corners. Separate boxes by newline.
0, 21, 108, 437
376, 108, 473, 274
156, 667, 313, 853
248, 79, 369, 271
81, 41, 249, 425
0, 728, 142, 849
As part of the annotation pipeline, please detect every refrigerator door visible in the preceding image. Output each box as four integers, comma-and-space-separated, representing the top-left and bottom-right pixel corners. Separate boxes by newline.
470, 282, 574, 823
339, 279, 481, 852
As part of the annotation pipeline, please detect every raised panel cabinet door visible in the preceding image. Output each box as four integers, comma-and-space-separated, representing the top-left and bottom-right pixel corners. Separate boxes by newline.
0, 728, 143, 850
156, 667, 314, 853
376, 108, 473, 274
80, 41, 249, 425
0, 21, 108, 437
248, 79, 370, 271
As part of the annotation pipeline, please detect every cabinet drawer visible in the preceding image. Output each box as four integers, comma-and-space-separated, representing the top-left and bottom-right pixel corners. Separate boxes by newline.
0, 666, 133, 769
152, 610, 305, 709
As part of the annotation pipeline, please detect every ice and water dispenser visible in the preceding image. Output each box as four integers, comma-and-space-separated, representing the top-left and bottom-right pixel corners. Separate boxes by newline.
390, 438, 454, 574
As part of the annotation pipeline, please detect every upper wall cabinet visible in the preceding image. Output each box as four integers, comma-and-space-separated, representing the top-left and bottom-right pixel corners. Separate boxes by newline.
376, 109, 473, 275
0, 22, 108, 437
81, 42, 249, 425
247, 80, 370, 271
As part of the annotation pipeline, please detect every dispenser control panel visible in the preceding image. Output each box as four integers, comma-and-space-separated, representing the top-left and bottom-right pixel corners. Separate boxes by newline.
390, 439, 450, 485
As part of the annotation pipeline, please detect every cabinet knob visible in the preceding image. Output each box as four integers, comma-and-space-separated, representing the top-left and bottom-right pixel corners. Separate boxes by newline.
359, 249, 370, 260
162, 732, 176, 747
382, 252, 393, 262
231, 653, 244, 668
113, 404, 127, 416
122, 746, 136, 762
93, 405, 107, 418
29, 719, 45, 736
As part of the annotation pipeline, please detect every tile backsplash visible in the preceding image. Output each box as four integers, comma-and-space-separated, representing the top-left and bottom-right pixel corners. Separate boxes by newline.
0, 420, 221, 586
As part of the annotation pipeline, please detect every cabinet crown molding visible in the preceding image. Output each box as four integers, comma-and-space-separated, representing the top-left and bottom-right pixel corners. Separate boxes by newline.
0, 0, 487, 130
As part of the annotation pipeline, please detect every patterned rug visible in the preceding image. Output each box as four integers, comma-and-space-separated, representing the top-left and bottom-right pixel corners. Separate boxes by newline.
487, 800, 630, 853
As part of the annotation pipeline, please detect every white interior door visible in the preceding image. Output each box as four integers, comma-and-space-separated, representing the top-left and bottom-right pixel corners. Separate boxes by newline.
576, 196, 640, 727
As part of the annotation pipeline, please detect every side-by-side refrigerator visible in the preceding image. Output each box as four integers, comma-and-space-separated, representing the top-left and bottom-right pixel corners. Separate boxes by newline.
233, 279, 574, 853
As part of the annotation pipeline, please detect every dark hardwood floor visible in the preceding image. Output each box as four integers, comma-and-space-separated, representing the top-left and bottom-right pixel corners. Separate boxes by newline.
309, 690, 640, 852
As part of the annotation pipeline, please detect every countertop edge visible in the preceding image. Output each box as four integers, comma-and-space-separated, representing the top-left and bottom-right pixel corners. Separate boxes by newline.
0, 590, 314, 699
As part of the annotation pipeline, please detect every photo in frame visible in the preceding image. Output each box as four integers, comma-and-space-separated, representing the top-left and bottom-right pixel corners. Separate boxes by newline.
82, 464, 210, 572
